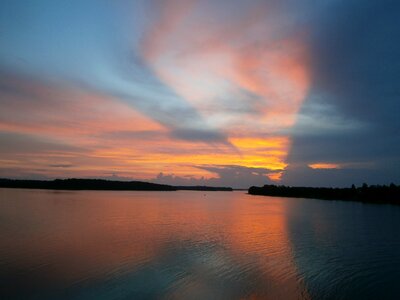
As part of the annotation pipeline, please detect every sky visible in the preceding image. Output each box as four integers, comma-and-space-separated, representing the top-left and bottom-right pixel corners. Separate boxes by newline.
0, 0, 399, 188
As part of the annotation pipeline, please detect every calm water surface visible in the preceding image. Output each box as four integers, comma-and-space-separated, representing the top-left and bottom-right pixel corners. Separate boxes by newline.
1, 188, 400, 299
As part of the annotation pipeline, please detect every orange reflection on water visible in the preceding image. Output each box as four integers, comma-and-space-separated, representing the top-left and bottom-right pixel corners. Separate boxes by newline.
225, 196, 310, 299
0, 189, 309, 298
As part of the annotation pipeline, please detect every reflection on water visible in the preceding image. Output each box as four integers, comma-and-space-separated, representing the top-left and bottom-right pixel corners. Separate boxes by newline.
0, 189, 400, 299
286, 199, 400, 300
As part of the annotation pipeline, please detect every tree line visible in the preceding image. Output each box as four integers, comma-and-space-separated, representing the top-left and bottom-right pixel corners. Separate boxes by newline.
248, 183, 400, 204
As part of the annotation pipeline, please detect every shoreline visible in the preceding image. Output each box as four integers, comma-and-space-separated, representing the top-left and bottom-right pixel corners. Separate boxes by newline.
248, 184, 400, 205
0, 178, 233, 192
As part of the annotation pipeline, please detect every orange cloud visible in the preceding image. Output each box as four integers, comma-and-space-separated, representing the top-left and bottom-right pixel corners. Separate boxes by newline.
229, 38, 310, 127
0, 77, 164, 138
140, 1, 311, 180
266, 172, 284, 181
308, 163, 342, 169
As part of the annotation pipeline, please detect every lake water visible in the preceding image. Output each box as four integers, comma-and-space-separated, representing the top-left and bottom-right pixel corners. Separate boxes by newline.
1, 188, 400, 299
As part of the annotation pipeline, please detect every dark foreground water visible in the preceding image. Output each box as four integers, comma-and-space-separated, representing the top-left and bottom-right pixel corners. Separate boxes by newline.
1, 189, 400, 300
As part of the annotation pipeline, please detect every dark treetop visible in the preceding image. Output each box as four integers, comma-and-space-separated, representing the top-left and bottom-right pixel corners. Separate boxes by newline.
248, 183, 400, 205
0, 178, 176, 191
0, 178, 233, 192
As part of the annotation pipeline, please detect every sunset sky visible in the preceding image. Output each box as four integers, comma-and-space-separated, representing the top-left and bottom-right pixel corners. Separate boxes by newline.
0, 0, 399, 188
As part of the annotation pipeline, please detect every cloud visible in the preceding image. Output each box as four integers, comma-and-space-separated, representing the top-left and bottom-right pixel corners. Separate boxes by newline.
0, 0, 229, 145
283, 163, 400, 188
0, 131, 86, 180
140, 0, 311, 132
0, 132, 84, 155
170, 128, 229, 143
138, 0, 314, 180
0, 71, 164, 138
49, 164, 74, 168
283, 0, 400, 186
308, 163, 341, 170
0, 65, 297, 182
308, 0, 400, 126
154, 165, 278, 188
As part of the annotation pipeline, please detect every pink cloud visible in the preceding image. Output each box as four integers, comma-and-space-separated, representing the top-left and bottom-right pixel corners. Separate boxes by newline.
140, 1, 311, 177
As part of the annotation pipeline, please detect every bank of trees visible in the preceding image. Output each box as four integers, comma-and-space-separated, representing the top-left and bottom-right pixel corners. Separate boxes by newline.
248, 183, 400, 204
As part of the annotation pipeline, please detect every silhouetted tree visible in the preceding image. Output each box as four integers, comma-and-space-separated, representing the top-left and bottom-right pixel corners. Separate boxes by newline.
249, 183, 400, 205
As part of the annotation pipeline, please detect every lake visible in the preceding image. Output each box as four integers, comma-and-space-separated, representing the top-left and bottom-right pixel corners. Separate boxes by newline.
1, 188, 400, 299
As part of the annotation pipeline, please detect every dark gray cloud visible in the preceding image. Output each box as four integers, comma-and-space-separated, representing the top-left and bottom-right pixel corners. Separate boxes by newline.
283, 164, 400, 188
97, 130, 164, 141
309, 0, 400, 125
48, 164, 74, 168
170, 129, 228, 143
284, 0, 400, 186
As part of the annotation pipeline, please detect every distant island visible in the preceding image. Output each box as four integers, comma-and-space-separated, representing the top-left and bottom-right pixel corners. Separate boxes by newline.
248, 184, 400, 205
0, 178, 176, 191
0, 178, 233, 192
